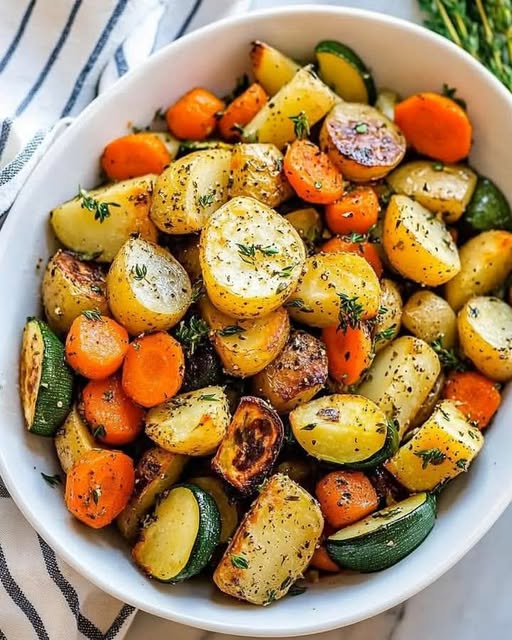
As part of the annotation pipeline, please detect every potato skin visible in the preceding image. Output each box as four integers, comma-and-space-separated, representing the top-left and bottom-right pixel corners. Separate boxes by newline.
252, 330, 328, 413
402, 291, 457, 347
106, 237, 191, 335
42, 250, 109, 334
199, 296, 290, 377
445, 230, 512, 311
320, 102, 406, 181
458, 296, 512, 382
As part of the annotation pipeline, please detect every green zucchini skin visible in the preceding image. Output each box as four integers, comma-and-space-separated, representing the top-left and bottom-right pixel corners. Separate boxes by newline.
22, 318, 74, 437
465, 176, 512, 231
326, 493, 436, 572
341, 419, 399, 471
168, 483, 221, 583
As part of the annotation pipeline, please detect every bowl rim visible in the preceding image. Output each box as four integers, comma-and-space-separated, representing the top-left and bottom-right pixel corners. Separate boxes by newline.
2, 4, 512, 636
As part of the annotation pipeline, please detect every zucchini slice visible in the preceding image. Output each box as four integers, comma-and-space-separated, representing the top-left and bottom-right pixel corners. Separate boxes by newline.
20, 318, 74, 436
54, 404, 96, 473
212, 396, 284, 495
327, 492, 436, 572
347, 417, 399, 471
132, 483, 220, 582
189, 476, 238, 543
315, 40, 376, 104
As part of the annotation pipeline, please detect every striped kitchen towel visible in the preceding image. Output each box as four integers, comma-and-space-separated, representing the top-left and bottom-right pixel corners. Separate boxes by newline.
0, 1, 248, 639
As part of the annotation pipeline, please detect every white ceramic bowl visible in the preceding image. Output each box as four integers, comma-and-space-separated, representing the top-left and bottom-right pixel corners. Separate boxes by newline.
1, 5, 511, 636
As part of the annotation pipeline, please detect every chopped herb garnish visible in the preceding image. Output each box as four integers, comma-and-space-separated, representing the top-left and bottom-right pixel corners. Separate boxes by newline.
236, 243, 279, 264
432, 161, 444, 171
41, 472, 61, 487
468, 305, 479, 318
230, 555, 249, 569
132, 263, 148, 281
289, 111, 310, 139
301, 423, 317, 431
217, 325, 246, 337
264, 589, 277, 605
223, 73, 250, 103
354, 122, 369, 134
175, 315, 209, 355
274, 157, 283, 173
76, 186, 120, 223
93, 425, 106, 439
431, 338, 468, 371
441, 83, 467, 110
280, 576, 293, 591
314, 180, 323, 189
414, 447, 447, 470
438, 405, 451, 421
90, 284, 103, 295
191, 278, 205, 303
288, 584, 307, 597
197, 191, 215, 208
259, 245, 279, 256
374, 324, 397, 343
285, 298, 313, 313
456, 459, 469, 470
82, 309, 102, 321
273, 264, 295, 278
343, 232, 367, 243
199, 394, 219, 402
337, 293, 363, 332
91, 487, 101, 505
276, 282, 288, 294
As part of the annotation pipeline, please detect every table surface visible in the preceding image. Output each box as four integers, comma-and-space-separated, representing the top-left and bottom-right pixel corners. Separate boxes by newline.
127, 1, 511, 638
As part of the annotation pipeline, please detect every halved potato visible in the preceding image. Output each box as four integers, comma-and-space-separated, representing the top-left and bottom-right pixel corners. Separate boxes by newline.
54, 404, 97, 474
320, 102, 406, 181
373, 279, 402, 352
250, 41, 300, 96
106, 237, 191, 335
50, 175, 157, 262
402, 291, 457, 347
42, 250, 109, 334
150, 149, 231, 234
212, 396, 284, 494
283, 207, 323, 252
199, 296, 290, 377
200, 196, 305, 319
386, 161, 477, 223
229, 143, 292, 208
445, 230, 512, 311
458, 296, 512, 382
243, 66, 338, 149
252, 330, 328, 413
383, 194, 461, 286
286, 252, 382, 328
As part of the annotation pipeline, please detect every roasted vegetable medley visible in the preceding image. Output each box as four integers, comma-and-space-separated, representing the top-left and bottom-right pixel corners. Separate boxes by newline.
20, 39, 512, 605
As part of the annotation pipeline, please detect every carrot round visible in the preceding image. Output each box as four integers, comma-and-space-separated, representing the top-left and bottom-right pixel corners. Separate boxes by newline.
321, 236, 383, 278
322, 323, 373, 386
83, 375, 145, 446
65, 449, 135, 529
315, 470, 378, 529
65, 313, 129, 380
122, 332, 185, 408
101, 133, 170, 181
325, 186, 379, 235
218, 83, 268, 141
442, 371, 501, 429
284, 139, 344, 205
310, 545, 340, 573
394, 92, 472, 163
166, 87, 224, 141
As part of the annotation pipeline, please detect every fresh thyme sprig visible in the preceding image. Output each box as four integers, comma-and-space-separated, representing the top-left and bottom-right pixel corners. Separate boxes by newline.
76, 186, 120, 223
289, 111, 310, 139
337, 293, 364, 332
431, 337, 469, 371
175, 315, 209, 355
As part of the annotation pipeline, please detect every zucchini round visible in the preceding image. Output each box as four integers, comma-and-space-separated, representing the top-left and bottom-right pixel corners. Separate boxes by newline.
132, 483, 220, 582
189, 476, 238, 543
465, 176, 512, 232
315, 40, 376, 104
326, 492, 436, 572
20, 318, 74, 437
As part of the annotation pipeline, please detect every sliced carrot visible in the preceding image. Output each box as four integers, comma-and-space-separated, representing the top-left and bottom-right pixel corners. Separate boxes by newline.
310, 545, 340, 573
65, 313, 129, 380
65, 449, 135, 529
442, 371, 501, 429
166, 87, 224, 141
325, 186, 379, 235
315, 470, 378, 529
321, 236, 383, 278
394, 92, 472, 163
283, 139, 343, 205
83, 375, 145, 446
100, 132, 170, 181
218, 83, 268, 141
322, 323, 373, 386
122, 332, 185, 408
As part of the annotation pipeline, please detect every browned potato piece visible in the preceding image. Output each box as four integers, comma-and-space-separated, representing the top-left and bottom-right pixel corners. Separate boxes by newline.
42, 250, 109, 333
252, 330, 328, 413
402, 291, 457, 347
320, 102, 406, 181
172, 236, 202, 282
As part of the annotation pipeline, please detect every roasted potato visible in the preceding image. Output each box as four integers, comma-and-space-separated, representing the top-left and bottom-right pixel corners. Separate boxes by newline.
213, 474, 323, 605
445, 230, 512, 311
458, 296, 512, 382
200, 196, 305, 319
145, 386, 231, 456
150, 149, 231, 234
320, 102, 406, 181
383, 195, 461, 286
243, 66, 338, 149
42, 250, 109, 334
465, 175, 512, 232
212, 396, 284, 494
285, 252, 382, 328
402, 291, 457, 347
252, 330, 328, 413
171, 235, 202, 282
386, 161, 477, 223
229, 143, 292, 207
54, 404, 97, 474
359, 336, 441, 438
152, 131, 180, 159
373, 278, 402, 352
375, 89, 399, 120
106, 237, 191, 335
409, 372, 445, 430
50, 175, 157, 262
250, 41, 300, 96
199, 296, 290, 377
283, 207, 323, 253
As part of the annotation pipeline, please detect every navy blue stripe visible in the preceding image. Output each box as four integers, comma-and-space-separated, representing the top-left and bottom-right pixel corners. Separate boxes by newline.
0, 120, 13, 159
0, 544, 50, 640
0, 476, 9, 498
14, 1, 83, 117
175, 0, 203, 40
104, 604, 136, 640
0, 626, 7, 640
61, 0, 129, 116
114, 45, 128, 77
0, 130, 45, 186
0, 0, 37, 73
